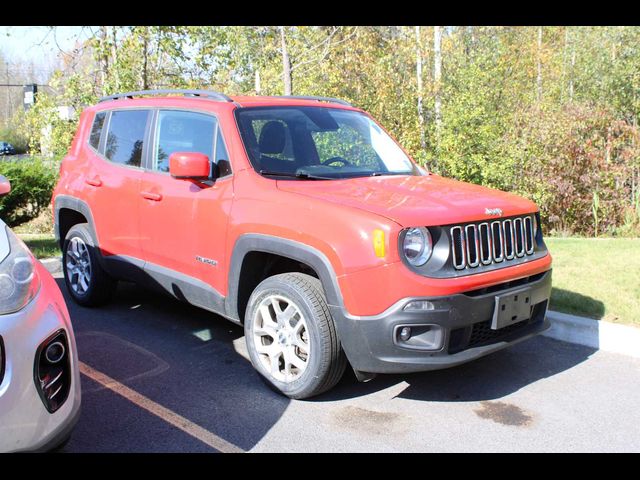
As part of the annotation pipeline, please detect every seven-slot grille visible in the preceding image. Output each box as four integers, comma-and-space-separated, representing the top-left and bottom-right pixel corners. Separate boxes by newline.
450, 215, 535, 270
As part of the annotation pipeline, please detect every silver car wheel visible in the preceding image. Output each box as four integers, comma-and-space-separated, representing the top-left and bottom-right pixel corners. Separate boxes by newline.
65, 237, 92, 295
252, 294, 310, 383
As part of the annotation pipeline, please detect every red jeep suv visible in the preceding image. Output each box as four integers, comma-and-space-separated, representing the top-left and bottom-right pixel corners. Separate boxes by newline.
52, 90, 552, 399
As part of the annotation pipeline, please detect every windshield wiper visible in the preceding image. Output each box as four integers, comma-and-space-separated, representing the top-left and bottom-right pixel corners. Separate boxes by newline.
259, 170, 333, 180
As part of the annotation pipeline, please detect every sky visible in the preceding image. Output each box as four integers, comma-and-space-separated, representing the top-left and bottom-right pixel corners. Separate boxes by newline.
0, 26, 95, 81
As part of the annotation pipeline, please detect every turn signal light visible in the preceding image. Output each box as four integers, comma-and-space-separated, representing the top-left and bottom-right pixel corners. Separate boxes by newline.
373, 229, 385, 258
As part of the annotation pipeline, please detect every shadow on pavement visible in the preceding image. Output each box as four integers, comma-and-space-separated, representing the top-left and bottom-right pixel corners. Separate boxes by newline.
320, 334, 597, 403
57, 277, 599, 451
56, 278, 289, 452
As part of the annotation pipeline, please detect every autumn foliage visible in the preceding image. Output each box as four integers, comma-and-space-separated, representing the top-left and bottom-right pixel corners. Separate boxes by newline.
11, 26, 640, 236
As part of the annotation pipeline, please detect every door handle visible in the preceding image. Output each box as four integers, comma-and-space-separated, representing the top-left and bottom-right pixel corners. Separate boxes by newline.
141, 191, 163, 201
85, 176, 102, 187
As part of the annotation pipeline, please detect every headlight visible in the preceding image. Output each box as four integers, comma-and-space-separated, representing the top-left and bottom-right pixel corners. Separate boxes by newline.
402, 227, 433, 267
0, 226, 41, 315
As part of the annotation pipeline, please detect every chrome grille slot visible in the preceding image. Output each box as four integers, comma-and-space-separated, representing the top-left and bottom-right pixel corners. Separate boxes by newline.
451, 226, 466, 270
465, 224, 480, 267
503, 219, 515, 259
491, 221, 504, 262
478, 223, 492, 265
524, 216, 535, 254
514, 217, 525, 257
448, 215, 537, 270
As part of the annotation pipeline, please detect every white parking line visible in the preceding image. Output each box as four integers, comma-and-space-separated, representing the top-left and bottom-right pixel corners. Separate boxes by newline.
79, 362, 244, 453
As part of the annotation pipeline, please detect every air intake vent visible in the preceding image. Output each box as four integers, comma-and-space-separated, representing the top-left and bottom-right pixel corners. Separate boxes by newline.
450, 215, 536, 270
34, 330, 71, 413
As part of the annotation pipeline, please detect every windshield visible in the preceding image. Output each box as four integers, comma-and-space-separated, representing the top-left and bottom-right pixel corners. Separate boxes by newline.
235, 106, 422, 179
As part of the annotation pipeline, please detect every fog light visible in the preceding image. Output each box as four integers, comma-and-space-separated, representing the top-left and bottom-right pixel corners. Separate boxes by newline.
403, 300, 435, 312
399, 326, 412, 341
45, 341, 66, 364
35, 330, 71, 413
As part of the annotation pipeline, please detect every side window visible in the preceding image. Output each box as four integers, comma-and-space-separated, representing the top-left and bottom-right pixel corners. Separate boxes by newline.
214, 126, 232, 178
104, 110, 150, 167
89, 111, 106, 150
154, 110, 217, 173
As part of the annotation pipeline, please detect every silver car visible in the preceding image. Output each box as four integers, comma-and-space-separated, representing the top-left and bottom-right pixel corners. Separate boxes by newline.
0, 175, 81, 452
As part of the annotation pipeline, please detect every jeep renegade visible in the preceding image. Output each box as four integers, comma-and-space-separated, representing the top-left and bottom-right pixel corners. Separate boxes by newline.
52, 90, 552, 399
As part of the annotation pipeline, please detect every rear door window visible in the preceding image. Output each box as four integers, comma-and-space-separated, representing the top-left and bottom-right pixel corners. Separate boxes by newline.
104, 110, 150, 167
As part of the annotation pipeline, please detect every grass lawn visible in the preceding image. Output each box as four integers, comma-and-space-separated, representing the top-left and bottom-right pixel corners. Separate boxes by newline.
546, 237, 640, 327
18, 233, 61, 260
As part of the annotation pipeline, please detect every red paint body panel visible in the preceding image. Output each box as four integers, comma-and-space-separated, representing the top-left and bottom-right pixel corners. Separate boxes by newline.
338, 254, 552, 316
53, 95, 552, 320
0, 177, 10, 196
277, 174, 538, 227
139, 171, 234, 293
169, 152, 210, 178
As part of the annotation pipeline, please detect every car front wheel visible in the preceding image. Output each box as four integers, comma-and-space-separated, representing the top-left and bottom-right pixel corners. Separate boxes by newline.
244, 273, 347, 399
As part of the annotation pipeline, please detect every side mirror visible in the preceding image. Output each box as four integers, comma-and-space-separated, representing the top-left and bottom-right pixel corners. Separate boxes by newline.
169, 152, 210, 180
0, 175, 10, 197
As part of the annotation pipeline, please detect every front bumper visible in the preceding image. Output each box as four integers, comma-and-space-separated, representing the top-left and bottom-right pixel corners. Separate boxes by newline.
0, 262, 81, 453
331, 270, 552, 374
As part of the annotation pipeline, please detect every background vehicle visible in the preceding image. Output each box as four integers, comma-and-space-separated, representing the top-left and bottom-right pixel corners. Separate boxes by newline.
0, 142, 16, 156
0, 175, 81, 452
52, 90, 552, 399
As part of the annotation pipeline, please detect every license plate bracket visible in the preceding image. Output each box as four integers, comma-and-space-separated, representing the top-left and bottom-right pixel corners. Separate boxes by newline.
491, 288, 533, 330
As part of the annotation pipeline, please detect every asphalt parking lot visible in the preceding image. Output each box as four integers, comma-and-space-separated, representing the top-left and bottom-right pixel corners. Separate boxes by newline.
54, 273, 640, 453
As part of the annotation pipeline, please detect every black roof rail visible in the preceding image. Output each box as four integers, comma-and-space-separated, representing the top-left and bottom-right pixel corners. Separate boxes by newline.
279, 95, 352, 106
98, 89, 233, 103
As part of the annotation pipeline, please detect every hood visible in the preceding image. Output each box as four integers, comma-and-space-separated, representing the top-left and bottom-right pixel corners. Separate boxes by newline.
276, 174, 538, 227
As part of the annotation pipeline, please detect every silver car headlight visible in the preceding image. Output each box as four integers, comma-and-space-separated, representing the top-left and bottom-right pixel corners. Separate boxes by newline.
0, 226, 41, 315
402, 227, 433, 267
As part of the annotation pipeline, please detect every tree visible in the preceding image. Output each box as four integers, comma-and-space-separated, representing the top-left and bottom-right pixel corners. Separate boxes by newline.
279, 26, 292, 95
434, 25, 442, 141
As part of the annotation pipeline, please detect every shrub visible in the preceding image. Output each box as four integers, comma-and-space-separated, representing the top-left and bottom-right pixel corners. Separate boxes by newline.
0, 157, 59, 227
510, 104, 639, 236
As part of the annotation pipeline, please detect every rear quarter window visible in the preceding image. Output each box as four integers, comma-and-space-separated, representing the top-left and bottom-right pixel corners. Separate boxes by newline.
89, 111, 106, 150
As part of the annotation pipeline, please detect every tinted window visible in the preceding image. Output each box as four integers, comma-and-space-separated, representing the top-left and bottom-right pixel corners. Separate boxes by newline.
154, 110, 216, 173
105, 110, 149, 167
89, 111, 106, 150
235, 107, 419, 179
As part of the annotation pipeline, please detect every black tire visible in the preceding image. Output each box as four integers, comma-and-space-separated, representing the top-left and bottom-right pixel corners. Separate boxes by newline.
244, 273, 347, 399
62, 223, 116, 307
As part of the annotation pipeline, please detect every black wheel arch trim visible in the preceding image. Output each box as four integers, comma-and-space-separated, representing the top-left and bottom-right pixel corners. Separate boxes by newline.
53, 195, 110, 270
226, 234, 345, 322
53, 195, 99, 246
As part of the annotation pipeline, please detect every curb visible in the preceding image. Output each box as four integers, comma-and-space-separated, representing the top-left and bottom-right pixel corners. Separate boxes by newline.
39, 256, 62, 275
37, 256, 638, 359
544, 310, 640, 359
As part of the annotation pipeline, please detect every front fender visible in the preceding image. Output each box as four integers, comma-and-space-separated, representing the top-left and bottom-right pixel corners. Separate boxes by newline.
226, 234, 345, 321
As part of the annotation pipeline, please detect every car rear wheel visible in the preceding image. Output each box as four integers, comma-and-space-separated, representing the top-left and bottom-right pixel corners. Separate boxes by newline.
63, 223, 116, 306
244, 273, 347, 399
